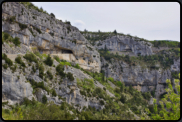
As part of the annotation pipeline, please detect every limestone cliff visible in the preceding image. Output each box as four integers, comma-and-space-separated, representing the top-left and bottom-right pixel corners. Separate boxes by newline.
100, 52, 180, 103
2, 2, 180, 114
2, 2, 100, 72
82, 32, 153, 56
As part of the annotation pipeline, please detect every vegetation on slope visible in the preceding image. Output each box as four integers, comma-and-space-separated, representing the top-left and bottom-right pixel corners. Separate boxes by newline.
19, 2, 49, 15
2, 32, 21, 46
80, 30, 150, 46
2, 49, 180, 120
150, 40, 180, 48
99, 48, 180, 70
143, 73, 180, 120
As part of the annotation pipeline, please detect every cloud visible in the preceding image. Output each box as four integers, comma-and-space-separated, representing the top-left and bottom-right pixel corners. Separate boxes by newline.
73, 20, 85, 31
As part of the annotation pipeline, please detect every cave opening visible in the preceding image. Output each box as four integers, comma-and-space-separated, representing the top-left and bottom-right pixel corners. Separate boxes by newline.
62, 49, 73, 54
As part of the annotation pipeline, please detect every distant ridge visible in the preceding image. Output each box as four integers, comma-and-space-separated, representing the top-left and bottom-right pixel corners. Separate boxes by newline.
153, 40, 179, 42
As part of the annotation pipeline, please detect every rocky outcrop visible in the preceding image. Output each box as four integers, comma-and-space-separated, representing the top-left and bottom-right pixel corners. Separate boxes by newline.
2, 68, 34, 105
171, 58, 180, 72
2, 52, 107, 110
83, 33, 153, 56
100, 55, 179, 103
2, 2, 100, 72
2, 42, 31, 54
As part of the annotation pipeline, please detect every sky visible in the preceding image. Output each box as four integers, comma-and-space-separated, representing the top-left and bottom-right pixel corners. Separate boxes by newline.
32, 2, 180, 41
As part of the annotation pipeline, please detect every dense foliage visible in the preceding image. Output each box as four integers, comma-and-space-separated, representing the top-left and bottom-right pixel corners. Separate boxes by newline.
19, 2, 49, 15
2, 53, 13, 67
143, 73, 180, 120
150, 40, 180, 48
23, 53, 38, 63
99, 47, 180, 70
2, 32, 21, 46
80, 31, 150, 46
44, 54, 53, 66
15, 56, 26, 67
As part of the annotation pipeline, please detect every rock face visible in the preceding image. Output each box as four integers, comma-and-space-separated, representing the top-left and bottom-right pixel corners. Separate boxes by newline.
82, 33, 153, 56
100, 56, 179, 103
2, 2, 180, 111
2, 70, 34, 105
2, 42, 31, 54
2, 52, 106, 110
171, 58, 180, 72
61, 65, 114, 109
2, 2, 100, 72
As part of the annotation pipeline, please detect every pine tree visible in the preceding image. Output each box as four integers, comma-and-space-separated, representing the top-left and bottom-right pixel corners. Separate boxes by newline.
113, 30, 117, 34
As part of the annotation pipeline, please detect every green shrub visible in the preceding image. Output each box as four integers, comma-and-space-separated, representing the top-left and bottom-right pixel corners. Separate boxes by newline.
108, 77, 114, 82
12, 37, 21, 46
100, 100, 105, 105
15, 56, 25, 67
15, 56, 21, 64
32, 65, 36, 73
50, 13, 55, 18
23, 53, 38, 63
29, 79, 49, 93
44, 54, 53, 66
75, 63, 80, 69
3, 32, 10, 40
151, 89, 155, 97
4, 109, 10, 114
38, 64, 44, 79
5, 57, 13, 67
120, 82, 125, 93
42, 95, 47, 104
32, 26, 42, 34
142, 92, 151, 101
94, 87, 102, 93
37, 81, 45, 89
148, 105, 154, 114
8, 16, 16, 23
2, 53, 13, 66
103, 87, 106, 91
56, 64, 66, 78
80, 90, 86, 96
29, 28, 35, 37
3, 64, 8, 69
22, 97, 32, 107
52, 89, 57, 97
2, 53, 7, 59
18, 22, 27, 30
54, 56, 60, 63
34, 51, 43, 60
60, 61, 71, 66
46, 70, 53, 80
114, 88, 120, 93
120, 94, 126, 103
10, 64, 17, 72
65, 21, 71, 25
67, 72, 74, 81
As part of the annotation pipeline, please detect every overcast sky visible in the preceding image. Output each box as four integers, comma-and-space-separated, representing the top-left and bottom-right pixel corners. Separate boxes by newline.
32, 2, 180, 41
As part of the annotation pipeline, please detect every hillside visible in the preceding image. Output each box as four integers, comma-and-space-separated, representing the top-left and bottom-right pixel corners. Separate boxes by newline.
2, 2, 180, 120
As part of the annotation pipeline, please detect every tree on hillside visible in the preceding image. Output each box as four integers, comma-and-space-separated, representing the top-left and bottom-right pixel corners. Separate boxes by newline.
143, 73, 180, 120
84, 29, 87, 32
50, 13, 55, 18
40, 6, 43, 11
120, 82, 125, 93
113, 30, 117, 34
44, 54, 53, 66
